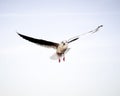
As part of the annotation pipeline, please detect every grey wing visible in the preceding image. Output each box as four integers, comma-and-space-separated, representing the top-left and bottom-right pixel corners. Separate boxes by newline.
67, 25, 103, 43
17, 33, 59, 49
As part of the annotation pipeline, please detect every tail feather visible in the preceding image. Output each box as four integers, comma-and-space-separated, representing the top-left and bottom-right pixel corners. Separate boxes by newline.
50, 53, 59, 60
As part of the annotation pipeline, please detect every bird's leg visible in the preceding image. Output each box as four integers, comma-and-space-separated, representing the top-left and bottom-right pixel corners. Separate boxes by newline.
59, 58, 61, 63
63, 57, 65, 61
58, 55, 61, 63
63, 54, 65, 61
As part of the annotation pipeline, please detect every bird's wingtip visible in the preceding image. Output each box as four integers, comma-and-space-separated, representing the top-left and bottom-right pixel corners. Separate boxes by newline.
16, 32, 23, 37
99, 25, 103, 27
16, 31, 20, 35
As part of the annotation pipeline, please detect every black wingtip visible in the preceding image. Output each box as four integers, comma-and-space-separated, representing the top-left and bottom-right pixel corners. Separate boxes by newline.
99, 25, 103, 28
16, 32, 21, 36
17, 32, 25, 38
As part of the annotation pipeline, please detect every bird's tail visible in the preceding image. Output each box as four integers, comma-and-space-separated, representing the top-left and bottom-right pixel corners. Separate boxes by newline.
50, 53, 59, 60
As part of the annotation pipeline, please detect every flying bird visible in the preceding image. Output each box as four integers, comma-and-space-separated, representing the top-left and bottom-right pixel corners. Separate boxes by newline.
17, 25, 103, 62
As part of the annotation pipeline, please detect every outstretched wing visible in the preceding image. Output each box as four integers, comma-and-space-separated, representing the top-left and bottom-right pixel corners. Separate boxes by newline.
67, 25, 103, 43
17, 33, 59, 49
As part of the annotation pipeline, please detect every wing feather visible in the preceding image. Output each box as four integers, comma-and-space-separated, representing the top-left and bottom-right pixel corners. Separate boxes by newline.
67, 25, 103, 43
17, 33, 59, 49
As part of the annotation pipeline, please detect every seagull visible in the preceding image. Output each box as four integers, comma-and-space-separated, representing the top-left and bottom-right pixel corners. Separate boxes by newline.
17, 25, 103, 62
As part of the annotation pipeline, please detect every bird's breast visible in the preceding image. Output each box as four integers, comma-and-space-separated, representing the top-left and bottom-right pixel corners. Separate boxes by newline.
57, 45, 68, 54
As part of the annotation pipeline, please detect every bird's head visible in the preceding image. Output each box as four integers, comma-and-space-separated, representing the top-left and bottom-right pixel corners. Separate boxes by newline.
61, 40, 68, 46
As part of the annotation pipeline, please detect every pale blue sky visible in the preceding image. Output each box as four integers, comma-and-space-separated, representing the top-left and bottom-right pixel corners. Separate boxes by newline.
0, 0, 120, 96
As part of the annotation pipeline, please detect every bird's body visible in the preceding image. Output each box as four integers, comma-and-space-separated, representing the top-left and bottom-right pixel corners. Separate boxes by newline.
56, 42, 68, 62
57, 41, 68, 55
17, 25, 103, 62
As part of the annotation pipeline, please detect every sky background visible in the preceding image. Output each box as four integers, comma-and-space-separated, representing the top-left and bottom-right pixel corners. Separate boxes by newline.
0, 0, 120, 96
